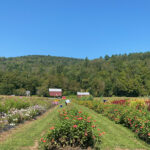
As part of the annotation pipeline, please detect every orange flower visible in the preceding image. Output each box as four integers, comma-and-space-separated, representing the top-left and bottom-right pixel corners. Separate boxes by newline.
148, 133, 150, 136
78, 111, 82, 113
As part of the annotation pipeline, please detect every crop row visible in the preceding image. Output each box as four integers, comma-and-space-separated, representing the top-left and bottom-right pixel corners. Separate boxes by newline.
76, 99, 150, 143
0, 96, 55, 132
39, 105, 105, 150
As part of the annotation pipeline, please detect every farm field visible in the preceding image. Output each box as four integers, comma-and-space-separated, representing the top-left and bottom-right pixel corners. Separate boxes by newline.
0, 96, 150, 149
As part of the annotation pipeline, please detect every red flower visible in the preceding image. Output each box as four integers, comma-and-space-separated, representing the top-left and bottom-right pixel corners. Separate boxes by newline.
43, 140, 46, 143
65, 117, 69, 119
73, 125, 77, 128
92, 125, 96, 128
78, 117, 83, 120
97, 128, 101, 131
78, 111, 82, 113
50, 126, 55, 130
99, 133, 102, 136
135, 130, 138, 133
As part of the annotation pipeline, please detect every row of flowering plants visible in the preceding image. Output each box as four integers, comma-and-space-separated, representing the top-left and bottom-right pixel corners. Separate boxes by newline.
0, 105, 47, 131
39, 106, 105, 150
76, 99, 150, 143
0, 96, 56, 132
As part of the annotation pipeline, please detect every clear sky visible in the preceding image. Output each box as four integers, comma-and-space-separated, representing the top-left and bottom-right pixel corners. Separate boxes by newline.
0, 0, 150, 59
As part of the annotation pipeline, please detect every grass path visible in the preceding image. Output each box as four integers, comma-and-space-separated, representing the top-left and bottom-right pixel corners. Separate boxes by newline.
75, 104, 150, 150
0, 106, 59, 150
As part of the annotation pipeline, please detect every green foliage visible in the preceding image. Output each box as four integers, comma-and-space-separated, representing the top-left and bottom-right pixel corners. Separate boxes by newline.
78, 95, 94, 101
0, 53, 150, 97
13, 88, 26, 96
1, 99, 30, 113
40, 106, 101, 149
0, 96, 54, 113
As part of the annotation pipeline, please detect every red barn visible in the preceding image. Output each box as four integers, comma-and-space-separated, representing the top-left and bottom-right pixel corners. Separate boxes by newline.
49, 88, 62, 97
77, 92, 90, 98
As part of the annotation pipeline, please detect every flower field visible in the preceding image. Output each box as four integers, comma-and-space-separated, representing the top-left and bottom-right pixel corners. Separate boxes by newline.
39, 105, 105, 150
0, 96, 55, 132
76, 98, 150, 143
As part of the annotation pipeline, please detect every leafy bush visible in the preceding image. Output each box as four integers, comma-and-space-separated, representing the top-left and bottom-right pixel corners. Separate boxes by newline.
13, 88, 26, 96
40, 107, 101, 149
3, 99, 30, 113
78, 95, 94, 101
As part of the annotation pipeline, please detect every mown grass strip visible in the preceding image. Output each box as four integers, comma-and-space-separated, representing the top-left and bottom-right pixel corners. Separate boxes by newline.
0, 106, 59, 150
75, 104, 150, 150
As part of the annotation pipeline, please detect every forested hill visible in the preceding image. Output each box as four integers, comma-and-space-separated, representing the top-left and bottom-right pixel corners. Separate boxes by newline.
0, 52, 150, 97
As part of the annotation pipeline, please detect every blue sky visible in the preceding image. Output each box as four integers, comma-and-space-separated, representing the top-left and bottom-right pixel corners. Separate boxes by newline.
0, 0, 150, 59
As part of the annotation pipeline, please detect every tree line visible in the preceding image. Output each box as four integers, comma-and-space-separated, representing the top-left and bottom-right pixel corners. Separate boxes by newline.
0, 52, 150, 97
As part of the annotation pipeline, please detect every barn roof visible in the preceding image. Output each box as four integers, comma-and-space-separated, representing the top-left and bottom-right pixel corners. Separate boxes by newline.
77, 92, 90, 95
49, 88, 62, 92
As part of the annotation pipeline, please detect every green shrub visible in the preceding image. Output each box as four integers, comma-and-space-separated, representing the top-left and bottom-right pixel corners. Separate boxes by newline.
13, 88, 26, 96
78, 95, 94, 101
40, 107, 101, 149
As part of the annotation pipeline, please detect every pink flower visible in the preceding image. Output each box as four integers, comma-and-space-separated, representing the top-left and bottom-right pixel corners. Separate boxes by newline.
73, 125, 77, 128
